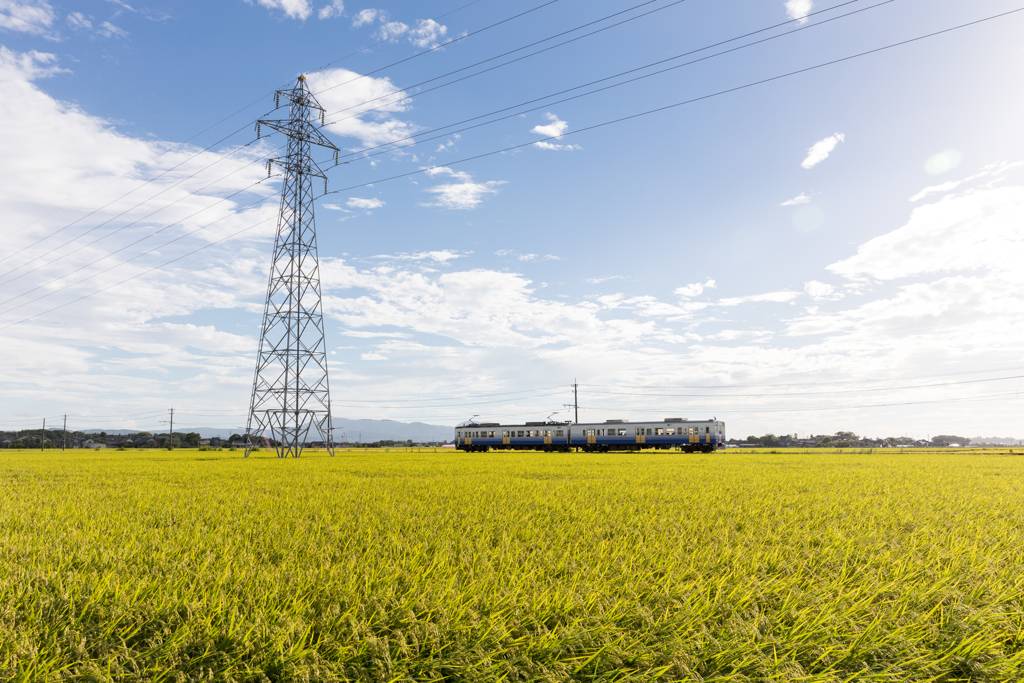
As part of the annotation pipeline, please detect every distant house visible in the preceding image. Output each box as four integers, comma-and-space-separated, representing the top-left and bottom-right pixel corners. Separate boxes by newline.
83, 440, 107, 449
198, 439, 211, 446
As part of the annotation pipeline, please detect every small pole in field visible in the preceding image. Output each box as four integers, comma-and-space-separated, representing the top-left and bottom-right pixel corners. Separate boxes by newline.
62, 414, 67, 451
41, 417, 45, 451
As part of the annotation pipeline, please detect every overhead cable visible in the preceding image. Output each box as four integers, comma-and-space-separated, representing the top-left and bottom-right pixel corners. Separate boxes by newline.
322, 6, 1024, 194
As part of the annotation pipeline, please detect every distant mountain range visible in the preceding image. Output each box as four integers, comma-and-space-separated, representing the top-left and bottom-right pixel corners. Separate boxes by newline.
82, 417, 455, 443
969, 436, 1023, 445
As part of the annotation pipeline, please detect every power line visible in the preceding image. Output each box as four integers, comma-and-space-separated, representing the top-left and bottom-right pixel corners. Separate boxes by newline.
307, 0, 491, 75
319, 0, 690, 122
0, 124, 279, 271
322, 5, 1024, 194
581, 365, 1024, 390
0, 178, 281, 317
575, 390, 1023, 415
310, 0, 562, 99
0, 136, 276, 284
0, 157, 282, 308
324, 0, 887, 165
0, 213, 277, 331
580, 373, 1024, 399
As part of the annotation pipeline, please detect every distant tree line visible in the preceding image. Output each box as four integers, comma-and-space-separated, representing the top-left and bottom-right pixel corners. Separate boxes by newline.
734, 432, 976, 448
0, 429, 201, 449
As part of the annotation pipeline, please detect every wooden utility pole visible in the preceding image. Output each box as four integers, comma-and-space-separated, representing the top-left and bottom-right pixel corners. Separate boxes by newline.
62, 414, 67, 451
41, 417, 45, 451
573, 380, 579, 424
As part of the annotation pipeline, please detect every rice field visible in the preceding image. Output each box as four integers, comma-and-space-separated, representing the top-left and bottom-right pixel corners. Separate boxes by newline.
1, 446, 1023, 682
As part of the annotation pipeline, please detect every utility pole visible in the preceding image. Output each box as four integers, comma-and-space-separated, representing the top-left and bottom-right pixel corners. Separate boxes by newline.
62, 414, 67, 451
168, 407, 174, 448
245, 75, 338, 459
573, 380, 579, 424
41, 417, 45, 452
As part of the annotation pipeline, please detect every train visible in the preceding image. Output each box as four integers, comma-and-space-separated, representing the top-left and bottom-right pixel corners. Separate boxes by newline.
455, 417, 725, 453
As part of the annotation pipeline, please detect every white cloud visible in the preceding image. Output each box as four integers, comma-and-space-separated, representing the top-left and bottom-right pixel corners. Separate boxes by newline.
534, 141, 581, 152
804, 280, 843, 301
251, 0, 312, 20
496, 250, 561, 262
347, 197, 384, 210
407, 18, 447, 48
360, 352, 388, 360
909, 181, 960, 203
801, 133, 844, 169
828, 185, 1024, 283
1, 0, 55, 36
675, 279, 716, 298
531, 113, 569, 139
421, 167, 505, 210
377, 250, 466, 263
718, 291, 802, 306
343, 330, 410, 338
318, 0, 344, 20
97, 20, 128, 38
586, 275, 629, 285
377, 19, 408, 41
781, 192, 811, 206
305, 68, 419, 148
66, 11, 91, 30
785, 0, 813, 24
352, 8, 376, 26
909, 162, 1024, 202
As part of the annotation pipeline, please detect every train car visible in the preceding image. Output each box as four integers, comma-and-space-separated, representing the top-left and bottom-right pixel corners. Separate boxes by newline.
455, 418, 724, 453
455, 421, 571, 452
573, 418, 724, 453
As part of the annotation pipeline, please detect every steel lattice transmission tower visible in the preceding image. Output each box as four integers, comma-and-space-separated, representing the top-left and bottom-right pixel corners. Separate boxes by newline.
245, 75, 339, 458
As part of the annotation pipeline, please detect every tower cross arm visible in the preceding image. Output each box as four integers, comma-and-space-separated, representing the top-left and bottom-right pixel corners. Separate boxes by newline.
258, 119, 338, 152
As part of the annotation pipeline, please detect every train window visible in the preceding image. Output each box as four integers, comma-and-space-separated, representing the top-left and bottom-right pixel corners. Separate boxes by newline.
617, 429, 625, 436
489, 431, 495, 437
457, 431, 461, 437
556, 429, 564, 436
517, 431, 524, 437
655, 428, 664, 435
635, 428, 641, 435
646, 428, 652, 436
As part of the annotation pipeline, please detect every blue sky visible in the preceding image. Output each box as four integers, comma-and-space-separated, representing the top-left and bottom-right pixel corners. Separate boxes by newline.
1, 0, 1023, 438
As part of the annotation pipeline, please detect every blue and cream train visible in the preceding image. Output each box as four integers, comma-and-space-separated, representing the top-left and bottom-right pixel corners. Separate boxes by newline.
455, 418, 725, 453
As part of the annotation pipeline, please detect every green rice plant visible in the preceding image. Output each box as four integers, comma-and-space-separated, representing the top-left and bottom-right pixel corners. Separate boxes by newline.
0, 447, 1022, 681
